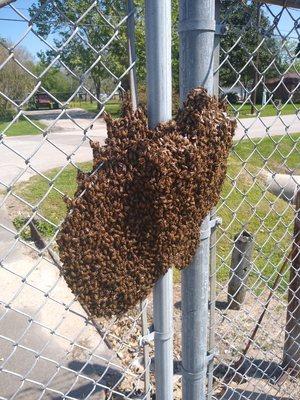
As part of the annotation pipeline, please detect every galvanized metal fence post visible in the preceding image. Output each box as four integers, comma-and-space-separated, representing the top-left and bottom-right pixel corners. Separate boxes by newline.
179, 0, 216, 399
207, 2, 221, 398
283, 190, 300, 373
126, 2, 151, 398
145, 1, 174, 399
126, 0, 138, 111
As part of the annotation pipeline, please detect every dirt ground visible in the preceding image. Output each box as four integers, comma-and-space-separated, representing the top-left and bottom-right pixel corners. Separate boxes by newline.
103, 282, 299, 399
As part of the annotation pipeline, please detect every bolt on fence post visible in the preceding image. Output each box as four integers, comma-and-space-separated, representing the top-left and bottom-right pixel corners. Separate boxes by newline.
145, 1, 174, 399
179, 0, 215, 399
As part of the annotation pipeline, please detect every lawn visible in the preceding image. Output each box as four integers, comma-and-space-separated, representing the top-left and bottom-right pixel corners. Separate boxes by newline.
0, 118, 45, 137
69, 100, 121, 119
12, 133, 299, 289
229, 102, 300, 119
234, 132, 300, 174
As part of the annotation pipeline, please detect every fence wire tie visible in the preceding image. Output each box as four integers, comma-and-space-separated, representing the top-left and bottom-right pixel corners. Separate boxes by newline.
200, 217, 222, 240
139, 325, 173, 346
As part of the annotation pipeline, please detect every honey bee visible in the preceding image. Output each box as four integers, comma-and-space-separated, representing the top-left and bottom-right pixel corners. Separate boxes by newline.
57, 87, 235, 318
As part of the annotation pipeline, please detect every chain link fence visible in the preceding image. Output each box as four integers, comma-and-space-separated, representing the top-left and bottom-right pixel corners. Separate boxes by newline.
209, 1, 300, 399
0, 0, 300, 399
0, 1, 153, 399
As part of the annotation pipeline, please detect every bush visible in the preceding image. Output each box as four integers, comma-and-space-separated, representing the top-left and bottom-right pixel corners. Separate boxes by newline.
224, 92, 239, 104
0, 106, 15, 121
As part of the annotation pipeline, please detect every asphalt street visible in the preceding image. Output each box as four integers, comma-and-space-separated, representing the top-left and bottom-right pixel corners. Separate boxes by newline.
0, 109, 107, 185
235, 113, 300, 140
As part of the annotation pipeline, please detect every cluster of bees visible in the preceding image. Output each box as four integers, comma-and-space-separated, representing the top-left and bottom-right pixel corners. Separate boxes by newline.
58, 87, 236, 318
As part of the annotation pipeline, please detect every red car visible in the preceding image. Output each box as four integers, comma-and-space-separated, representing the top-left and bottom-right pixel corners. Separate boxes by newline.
35, 93, 59, 109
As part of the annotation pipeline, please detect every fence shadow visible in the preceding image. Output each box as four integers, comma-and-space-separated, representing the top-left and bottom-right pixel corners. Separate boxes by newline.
237, 358, 286, 381
51, 360, 123, 399
214, 358, 286, 382
214, 388, 293, 400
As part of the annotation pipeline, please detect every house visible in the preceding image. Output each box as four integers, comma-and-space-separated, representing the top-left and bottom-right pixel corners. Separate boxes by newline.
265, 72, 300, 102
221, 85, 247, 102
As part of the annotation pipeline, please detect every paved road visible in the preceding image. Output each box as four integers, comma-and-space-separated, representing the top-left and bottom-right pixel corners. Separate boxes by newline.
235, 113, 300, 140
0, 109, 107, 185
1, 111, 299, 187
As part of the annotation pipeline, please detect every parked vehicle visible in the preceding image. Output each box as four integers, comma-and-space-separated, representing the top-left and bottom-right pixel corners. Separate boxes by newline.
34, 93, 59, 110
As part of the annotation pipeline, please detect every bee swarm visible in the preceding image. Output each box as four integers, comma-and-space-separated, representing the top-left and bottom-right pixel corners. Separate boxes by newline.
58, 87, 235, 318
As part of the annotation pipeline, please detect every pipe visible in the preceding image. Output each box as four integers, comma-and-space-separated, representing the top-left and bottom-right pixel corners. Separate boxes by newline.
145, 1, 173, 399
179, 0, 215, 398
126, 2, 151, 398
261, 171, 300, 204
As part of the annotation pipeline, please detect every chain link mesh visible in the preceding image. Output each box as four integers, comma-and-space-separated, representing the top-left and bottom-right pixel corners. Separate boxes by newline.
0, 1, 152, 399
1, 1, 300, 399
209, 1, 300, 399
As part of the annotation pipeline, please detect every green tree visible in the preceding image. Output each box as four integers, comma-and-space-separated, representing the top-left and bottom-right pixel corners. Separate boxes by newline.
30, 1, 130, 109
0, 38, 35, 118
34, 62, 77, 101
30, 0, 284, 105
219, 0, 285, 88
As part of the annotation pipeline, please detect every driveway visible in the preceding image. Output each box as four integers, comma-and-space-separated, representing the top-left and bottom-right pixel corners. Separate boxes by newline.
0, 109, 107, 186
1, 110, 299, 187
235, 113, 300, 140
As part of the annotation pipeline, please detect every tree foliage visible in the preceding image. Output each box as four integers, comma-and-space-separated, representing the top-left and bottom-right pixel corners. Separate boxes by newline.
29, 0, 287, 102
219, 0, 285, 87
34, 62, 78, 101
0, 38, 35, 117
30, 1, 130, 106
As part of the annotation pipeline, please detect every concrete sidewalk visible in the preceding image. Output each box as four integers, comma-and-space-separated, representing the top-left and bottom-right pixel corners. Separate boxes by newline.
0, 202, 116, 399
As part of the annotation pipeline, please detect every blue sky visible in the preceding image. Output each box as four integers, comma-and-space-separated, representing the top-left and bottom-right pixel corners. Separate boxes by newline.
0, 0, 52, 57
0, 0, 299, 58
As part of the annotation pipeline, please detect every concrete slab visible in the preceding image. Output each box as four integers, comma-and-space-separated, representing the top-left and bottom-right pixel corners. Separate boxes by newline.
235, 114, 300, 140
0, 308, 121, 399
0, 204, 121, 399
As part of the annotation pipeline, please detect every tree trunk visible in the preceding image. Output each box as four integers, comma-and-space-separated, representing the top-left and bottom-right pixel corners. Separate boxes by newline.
95, 81, 101, 111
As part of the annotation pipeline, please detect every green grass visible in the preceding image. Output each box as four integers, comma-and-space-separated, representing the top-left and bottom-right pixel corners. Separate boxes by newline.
233, 132, 300, 174
13, 216, 56, 241
215, 162, 293, 292
69, 100, 121, 119
229, 102, 300, 118
13, 133, 299, 290
213, 134, 300, 290
0, 119, 45, 137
